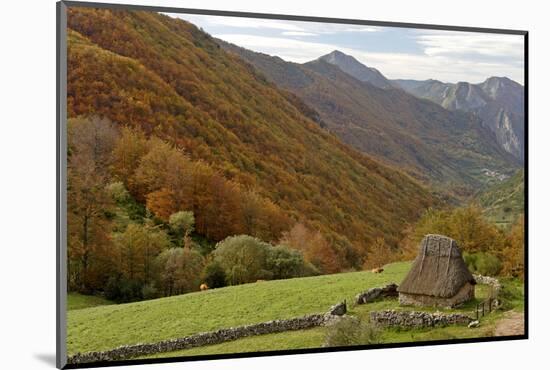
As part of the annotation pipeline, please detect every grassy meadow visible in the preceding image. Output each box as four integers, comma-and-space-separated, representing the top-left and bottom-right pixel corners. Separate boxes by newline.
67, 262, 523, 358
140, 275, 523, 360
67, 262, 410, 354
67, 293, 114, 311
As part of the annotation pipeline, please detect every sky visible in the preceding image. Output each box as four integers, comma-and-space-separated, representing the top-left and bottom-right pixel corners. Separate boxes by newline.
166, 13, 524, 84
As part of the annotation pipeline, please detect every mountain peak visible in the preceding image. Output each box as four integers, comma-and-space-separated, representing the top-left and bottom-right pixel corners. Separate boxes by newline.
327, 49, 346, 56
482, 76, 522, 89
317, 50, 392, 89
319, 50, 355, 64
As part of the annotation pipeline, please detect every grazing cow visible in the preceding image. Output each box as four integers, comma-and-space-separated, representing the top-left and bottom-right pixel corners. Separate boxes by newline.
200, 283, 209, 291
256, 279, 265, 283
371, 267, 384, 274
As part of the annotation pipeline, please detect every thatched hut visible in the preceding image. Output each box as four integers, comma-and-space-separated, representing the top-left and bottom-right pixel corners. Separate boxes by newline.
398, 234, 476, 308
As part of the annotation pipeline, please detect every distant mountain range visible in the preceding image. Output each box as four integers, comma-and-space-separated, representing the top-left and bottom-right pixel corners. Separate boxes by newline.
219, 43, 520, 196
393, 77, 525, 161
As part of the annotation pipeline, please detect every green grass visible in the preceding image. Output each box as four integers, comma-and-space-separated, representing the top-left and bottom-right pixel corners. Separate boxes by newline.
139, 327, 326, 359
67, 262, 410, 354
68, 262, 524, 360
67, 293, 114, 310
139, 281, 514, 360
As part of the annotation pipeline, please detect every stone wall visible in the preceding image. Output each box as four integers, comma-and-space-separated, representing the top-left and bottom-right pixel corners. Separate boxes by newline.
355, 283, 398, 304
68, 311, 342, 364
398, 283, 475, 308
370, 310, 472, 328
473, 274, 501, 297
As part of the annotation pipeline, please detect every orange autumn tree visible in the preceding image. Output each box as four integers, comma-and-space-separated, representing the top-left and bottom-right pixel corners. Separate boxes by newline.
67, 116, 119, 292
501, 215, 525, 279
279, 223, 340, 274
146, 188, 176, 221
363, 237, 393, 270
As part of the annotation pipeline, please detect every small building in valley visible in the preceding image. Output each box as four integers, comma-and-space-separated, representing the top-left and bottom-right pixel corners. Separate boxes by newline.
398, 234, 476, 308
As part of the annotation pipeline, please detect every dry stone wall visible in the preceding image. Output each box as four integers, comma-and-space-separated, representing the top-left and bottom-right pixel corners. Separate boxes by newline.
355, 283, 398, 304
68, 309, 346, 365
473, 274, 501, 296
370, 310, 472, 328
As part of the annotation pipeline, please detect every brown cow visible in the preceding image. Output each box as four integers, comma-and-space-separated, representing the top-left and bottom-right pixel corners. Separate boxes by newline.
371, 267, 384, 274
200, 283, 209, 291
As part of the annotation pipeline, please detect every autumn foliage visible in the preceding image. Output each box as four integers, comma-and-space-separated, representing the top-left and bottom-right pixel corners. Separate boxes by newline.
64, 7, 524, 303
66, 7, 438, 265
400, 206, 525, 279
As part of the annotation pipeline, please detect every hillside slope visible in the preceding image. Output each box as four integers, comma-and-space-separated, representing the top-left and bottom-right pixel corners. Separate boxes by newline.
67, 8, 436, 255
394, 77, 525, 161
476, 170, 524, 225
67, 262, 411, 354
219, 44, 519, 195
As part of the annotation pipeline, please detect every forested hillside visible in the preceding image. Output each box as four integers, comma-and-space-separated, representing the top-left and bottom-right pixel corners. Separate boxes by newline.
66, 8, 439, 296
476, 170, 525, 226
220, 43, 519, 196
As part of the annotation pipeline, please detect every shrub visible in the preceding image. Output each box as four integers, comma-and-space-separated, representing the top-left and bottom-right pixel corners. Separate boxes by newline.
214, 235, 272, 285
118, 278, 143, 302
498, 280, 524, 311
267, 245, 309, 280
324, 317, 381, 347
104, 275, 122, 301
202, 260, 227, 288
105, 275, 144, 303
141, 282, 159, 300
464, 252, 502, 276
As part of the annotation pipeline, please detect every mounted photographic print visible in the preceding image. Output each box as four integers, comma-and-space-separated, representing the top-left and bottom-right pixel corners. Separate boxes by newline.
56, 1, 528, 368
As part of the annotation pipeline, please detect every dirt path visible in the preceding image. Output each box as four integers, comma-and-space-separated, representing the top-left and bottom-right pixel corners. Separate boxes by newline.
494, 311, 525, 336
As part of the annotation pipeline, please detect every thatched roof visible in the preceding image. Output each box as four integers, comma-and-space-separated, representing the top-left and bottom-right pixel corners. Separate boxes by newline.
398, 234, 475, 298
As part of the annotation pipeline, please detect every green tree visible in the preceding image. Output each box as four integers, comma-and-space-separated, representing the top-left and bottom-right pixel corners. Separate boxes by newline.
155, 247, 205, 295
267, 245, 311, 279
169, 211, 195, 247
202, 260, 227, 288
214, 235, 272, 284
114, 223, 170, 282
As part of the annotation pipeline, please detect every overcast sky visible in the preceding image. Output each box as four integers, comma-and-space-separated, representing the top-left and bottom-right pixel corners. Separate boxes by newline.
166, 13, 524, 84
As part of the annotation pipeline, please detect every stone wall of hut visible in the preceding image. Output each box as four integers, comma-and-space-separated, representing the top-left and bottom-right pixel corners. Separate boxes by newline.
398, 282, 475, 308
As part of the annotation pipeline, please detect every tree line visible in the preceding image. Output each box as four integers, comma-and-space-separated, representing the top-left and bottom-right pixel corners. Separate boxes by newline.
68, 116, 346, 301
68, 116, 524, 303
399, 206, 524, 279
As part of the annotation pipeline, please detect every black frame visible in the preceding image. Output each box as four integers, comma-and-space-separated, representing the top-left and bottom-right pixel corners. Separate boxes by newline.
56, 1, 529, 369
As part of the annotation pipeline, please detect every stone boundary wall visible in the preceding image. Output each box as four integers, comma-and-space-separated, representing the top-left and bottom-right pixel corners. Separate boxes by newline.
355, 283, 398, 304
68, 308, 346, 364
370, 310, 472, 329
473, 274, 501, 297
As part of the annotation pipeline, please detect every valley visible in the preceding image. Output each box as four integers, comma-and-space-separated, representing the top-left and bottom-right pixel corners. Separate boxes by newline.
63, 6, 526, 364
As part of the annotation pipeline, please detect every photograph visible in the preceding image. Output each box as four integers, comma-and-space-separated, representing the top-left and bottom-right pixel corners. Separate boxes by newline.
60, 2, 526, 367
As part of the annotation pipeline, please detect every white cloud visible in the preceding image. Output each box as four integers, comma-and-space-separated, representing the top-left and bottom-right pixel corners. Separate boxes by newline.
415, 31, 524, 59
167, 13, 306, 31
164, 13, 523, 84
215, 33, 524, 84
281, 31, 318, 37
167, 13, 382, 35
341, 26, 381, 33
